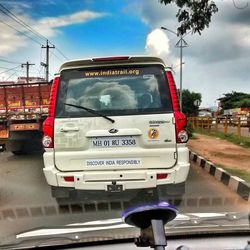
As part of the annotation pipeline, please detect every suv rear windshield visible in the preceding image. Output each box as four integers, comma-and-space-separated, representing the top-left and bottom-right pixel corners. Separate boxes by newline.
56, 65, 172, 118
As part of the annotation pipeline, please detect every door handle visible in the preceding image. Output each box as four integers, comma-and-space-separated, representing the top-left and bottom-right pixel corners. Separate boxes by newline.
60, 127, 79, 132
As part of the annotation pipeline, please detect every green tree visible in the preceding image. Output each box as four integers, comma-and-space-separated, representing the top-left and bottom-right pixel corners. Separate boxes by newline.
182, 89, 202, 116
158, 0, 218, 35
218, 91, 250, 111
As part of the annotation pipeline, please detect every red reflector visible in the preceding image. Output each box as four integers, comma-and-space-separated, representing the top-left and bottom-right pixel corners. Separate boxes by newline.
157, 173, 168, 180
174, 111, 187, 128
48, 77, 60, 117
165, 71, 180, 112
92, 56, 130, 62
64, 176, 74, 182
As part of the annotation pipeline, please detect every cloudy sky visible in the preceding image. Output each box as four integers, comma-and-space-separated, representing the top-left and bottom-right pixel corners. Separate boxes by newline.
0, 0, 249, 107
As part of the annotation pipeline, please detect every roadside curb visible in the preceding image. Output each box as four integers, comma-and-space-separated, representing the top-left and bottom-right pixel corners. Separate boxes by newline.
189, 151, 250, 202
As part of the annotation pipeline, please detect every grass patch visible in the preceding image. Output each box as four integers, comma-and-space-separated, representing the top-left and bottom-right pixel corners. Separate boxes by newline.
194, 129, 250, 148
223, 167, 250, 184
213, 151, 247, 159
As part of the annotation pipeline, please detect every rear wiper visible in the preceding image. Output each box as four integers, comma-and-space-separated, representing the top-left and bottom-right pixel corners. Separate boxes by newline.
64, 103, 115, 123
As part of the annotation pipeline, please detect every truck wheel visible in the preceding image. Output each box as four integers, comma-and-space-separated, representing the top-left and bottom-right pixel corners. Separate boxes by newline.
0, 144, 5, 152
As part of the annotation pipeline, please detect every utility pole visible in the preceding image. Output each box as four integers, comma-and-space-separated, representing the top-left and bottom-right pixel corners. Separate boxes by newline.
175, 37, 188, 112
21, 61, 35, 84
41, 40, 55, 82
161, 27, 189, 112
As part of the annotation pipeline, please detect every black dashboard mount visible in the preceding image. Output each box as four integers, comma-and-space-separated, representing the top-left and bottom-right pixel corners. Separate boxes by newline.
122, 202, 178, 250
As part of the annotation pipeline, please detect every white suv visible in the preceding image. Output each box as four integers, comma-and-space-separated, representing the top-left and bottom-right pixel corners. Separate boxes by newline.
42, 56, 190, 204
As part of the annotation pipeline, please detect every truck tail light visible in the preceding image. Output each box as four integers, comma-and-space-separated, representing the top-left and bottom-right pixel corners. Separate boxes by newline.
166, 71, 188, 143
42, 77, 60, 148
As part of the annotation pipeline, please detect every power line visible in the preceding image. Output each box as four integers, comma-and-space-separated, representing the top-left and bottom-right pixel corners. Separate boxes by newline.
0, 58, 22, 64
55, 47, 69, 61
38, 48, 45, 77
0, 3, 69, 61
0, 3, 46, 42
0, 65, 22, 75
0, 3, 69, 79
51, 51, 65, 63
5, 70, 18, 80
0, 18, 42, 45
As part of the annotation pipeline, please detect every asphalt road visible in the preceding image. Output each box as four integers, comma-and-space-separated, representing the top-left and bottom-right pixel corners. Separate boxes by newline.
0, 151, 249, 245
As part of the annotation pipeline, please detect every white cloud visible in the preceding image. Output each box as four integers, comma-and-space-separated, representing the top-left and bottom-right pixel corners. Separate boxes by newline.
130, 0, 177, 29
35, 11, 106, 36
145, 28, 179, 69
145, 29, 170, 57
0, 23, 27, 55
140, 0, 250, 106
0, 10, 106, 55
237, 25, 250, 48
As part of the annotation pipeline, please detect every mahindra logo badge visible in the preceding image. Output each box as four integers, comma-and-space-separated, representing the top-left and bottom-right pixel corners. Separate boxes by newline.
109, 128, 118, 134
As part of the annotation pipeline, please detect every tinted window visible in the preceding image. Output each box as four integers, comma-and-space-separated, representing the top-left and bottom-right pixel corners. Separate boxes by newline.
56, 65, 172, 118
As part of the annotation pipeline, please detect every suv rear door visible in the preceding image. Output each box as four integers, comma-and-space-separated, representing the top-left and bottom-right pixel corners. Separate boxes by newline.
54, 60, 177, 171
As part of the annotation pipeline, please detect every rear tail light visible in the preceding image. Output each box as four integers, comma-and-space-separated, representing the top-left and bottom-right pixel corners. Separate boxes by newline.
42, 136, 53, 148
42, 117, 54, 148
157, 173, 168, 180
177, 129, 189, 143
174, 109, 189, 143
174, 110, 188, 143
42, 77, 60, 148
166, 71, 188, 143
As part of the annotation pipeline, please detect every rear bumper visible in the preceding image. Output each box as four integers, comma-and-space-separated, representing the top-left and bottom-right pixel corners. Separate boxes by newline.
43, 146, 190, 191
51, 182, 186, 203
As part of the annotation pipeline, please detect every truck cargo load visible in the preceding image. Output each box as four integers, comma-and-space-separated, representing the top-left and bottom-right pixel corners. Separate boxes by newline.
0, 81, 51, 154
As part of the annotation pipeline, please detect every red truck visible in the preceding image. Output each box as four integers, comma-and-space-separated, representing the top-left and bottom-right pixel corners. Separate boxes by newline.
0, 81, 51, 154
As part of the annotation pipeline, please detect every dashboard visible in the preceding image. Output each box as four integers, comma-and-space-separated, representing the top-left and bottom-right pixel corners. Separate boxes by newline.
61, 235, 250, 250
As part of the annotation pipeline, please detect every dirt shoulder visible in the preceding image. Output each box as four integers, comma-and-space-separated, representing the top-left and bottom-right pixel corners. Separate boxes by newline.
187, 133, 250, 174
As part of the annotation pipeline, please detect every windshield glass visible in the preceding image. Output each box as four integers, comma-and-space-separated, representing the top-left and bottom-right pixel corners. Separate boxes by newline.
56, 65, 172, 117
0, 0, 250, 249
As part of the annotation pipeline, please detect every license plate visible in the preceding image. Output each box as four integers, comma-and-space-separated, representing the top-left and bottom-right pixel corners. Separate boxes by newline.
91, 136, 136, 148
107, 184, 123, 192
